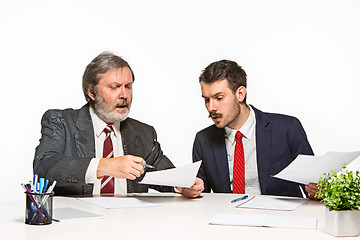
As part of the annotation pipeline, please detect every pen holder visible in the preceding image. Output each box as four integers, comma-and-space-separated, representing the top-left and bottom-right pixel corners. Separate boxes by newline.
25, 191, 54, 225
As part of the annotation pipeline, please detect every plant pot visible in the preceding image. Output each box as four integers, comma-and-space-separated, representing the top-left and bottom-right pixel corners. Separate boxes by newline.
324, 208, 360, 237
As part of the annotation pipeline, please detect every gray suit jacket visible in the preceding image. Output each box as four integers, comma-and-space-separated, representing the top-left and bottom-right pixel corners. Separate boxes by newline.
33, 104, 175, 196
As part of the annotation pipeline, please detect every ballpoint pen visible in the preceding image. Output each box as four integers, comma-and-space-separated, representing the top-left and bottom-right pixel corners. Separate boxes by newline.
231, 195, 248, 203
140, 163, 155, 169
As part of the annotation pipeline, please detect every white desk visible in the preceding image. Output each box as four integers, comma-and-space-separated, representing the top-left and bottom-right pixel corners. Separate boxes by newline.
0, 193, 355, 240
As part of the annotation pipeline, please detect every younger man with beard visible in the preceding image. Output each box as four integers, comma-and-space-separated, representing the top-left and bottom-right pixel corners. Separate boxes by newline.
193, 60, 319, 199
34, 52, 203, 198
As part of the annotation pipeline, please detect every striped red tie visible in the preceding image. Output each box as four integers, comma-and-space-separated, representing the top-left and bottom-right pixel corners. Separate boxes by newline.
100, 125, 114, 194
233, 131, 245, 194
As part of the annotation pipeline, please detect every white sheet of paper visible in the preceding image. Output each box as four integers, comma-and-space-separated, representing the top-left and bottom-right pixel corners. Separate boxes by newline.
273, 151, 360, 184
53, 207, 103, 222
139, 161, 202, 188
236, 196, 308, 211
78, 197, 160, 209
210, 213, 317, 229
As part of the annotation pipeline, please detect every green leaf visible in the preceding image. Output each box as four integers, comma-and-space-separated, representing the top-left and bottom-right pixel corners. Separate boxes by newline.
316, 167, 360, 211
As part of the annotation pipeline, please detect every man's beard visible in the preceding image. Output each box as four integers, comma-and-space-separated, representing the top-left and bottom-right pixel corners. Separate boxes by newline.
94, 95, 131, 124
208, 98, 241, 129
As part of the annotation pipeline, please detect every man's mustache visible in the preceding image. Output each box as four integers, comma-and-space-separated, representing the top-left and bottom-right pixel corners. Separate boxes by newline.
114, 99, 130, 109
208, 112, 222, 118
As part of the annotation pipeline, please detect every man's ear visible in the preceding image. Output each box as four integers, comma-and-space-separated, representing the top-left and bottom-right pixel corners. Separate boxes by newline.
86, 86, 95, 101
236, 86, 247, 103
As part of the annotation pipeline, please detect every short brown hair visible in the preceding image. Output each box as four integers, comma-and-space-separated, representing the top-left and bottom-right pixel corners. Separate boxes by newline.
199, 60, 247, 102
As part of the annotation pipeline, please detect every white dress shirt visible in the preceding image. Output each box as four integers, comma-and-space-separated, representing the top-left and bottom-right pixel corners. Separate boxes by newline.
225, 105, 261, 195
85, 106, 127, 194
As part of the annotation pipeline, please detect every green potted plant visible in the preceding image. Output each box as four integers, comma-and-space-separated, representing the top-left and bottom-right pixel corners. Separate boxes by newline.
316, 168, 360, 237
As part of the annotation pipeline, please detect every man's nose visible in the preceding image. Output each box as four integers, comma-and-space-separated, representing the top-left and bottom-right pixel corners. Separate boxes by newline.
118, 87, 127, 99
207, 99, 216, 112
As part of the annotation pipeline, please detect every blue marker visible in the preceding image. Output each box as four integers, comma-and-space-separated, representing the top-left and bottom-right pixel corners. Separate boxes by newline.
231, 195, 248, 203
43, 179, 49, 193
39, 178, 45, 194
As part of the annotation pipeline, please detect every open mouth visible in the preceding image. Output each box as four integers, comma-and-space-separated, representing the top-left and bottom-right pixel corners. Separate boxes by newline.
115, 99, 130, 111
116, 104, 128, 110
209, 112, 222, 122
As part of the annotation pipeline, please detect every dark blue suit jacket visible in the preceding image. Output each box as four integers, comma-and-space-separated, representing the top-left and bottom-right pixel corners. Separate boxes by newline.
192, 106, 314, 197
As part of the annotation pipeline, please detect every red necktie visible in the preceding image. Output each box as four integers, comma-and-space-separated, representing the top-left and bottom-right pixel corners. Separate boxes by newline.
233, 131, 245, 194
100, 125, 114, 194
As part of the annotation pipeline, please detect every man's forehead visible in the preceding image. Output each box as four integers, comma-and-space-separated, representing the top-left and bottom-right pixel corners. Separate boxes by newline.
99, 67, 133, 83
201, 79, 231, 96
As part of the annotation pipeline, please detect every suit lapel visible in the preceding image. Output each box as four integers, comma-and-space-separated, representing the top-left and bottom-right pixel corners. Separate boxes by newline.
119, 119, 142, 156
252, 106, 271, 194
75, 104, 95, 158
119, 119, 143, 193
212, 128, 231, 192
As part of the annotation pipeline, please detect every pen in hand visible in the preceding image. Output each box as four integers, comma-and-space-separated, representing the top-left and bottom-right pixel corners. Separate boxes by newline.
140, 162, 155, 169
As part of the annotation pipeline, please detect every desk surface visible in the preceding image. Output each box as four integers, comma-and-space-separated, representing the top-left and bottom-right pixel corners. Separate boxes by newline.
0, 193, 355, 240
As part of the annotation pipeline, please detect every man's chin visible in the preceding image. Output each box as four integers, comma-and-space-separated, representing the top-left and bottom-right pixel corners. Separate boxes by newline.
115, 110, 130, 122
213, 121, 225, 128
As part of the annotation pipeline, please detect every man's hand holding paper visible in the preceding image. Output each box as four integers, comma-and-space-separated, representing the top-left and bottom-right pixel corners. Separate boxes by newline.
139, 161, 204, 198
273, 151, 360, 199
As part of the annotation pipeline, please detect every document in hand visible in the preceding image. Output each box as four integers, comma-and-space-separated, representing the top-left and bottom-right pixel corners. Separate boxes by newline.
139, 161, 202, 188
273, 151, 360, 184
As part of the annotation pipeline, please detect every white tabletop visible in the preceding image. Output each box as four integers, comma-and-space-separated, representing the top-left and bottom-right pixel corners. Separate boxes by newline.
0, 193, 355, 240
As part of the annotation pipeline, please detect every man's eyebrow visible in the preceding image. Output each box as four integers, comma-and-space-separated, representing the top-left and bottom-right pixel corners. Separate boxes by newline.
202, 92, 224, 98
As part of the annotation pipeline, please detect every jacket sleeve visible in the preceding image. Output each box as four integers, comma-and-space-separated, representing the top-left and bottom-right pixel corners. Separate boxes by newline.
192, 132, 211, 193
288, 117, 314, 157
33, 110, 92, 194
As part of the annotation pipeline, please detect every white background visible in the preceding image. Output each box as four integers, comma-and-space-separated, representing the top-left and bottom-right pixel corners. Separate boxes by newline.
1, 0, 359, 202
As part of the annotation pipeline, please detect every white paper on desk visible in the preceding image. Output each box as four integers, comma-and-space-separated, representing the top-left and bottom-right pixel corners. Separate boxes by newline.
78, 197, 160, 209
236, 196, 308, 211
53, 207, 103, 222
139, 161, 202, 188
273, 151, 360, 184
210, 213, 316, 229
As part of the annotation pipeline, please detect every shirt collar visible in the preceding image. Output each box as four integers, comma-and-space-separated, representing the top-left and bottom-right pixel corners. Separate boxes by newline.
225, 105, 256, 144
89, 105, 121, 138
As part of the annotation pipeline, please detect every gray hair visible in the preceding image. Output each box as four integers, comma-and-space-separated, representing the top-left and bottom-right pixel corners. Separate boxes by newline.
82, 51, 135, 102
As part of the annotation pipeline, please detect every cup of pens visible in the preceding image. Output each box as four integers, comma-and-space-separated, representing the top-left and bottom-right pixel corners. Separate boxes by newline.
22, 175, 57, 225
25, 191, 53, 225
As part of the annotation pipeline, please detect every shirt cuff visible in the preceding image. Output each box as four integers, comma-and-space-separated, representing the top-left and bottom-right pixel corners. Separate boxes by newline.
85, 158, 101, 184
174, 186, 183, 194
